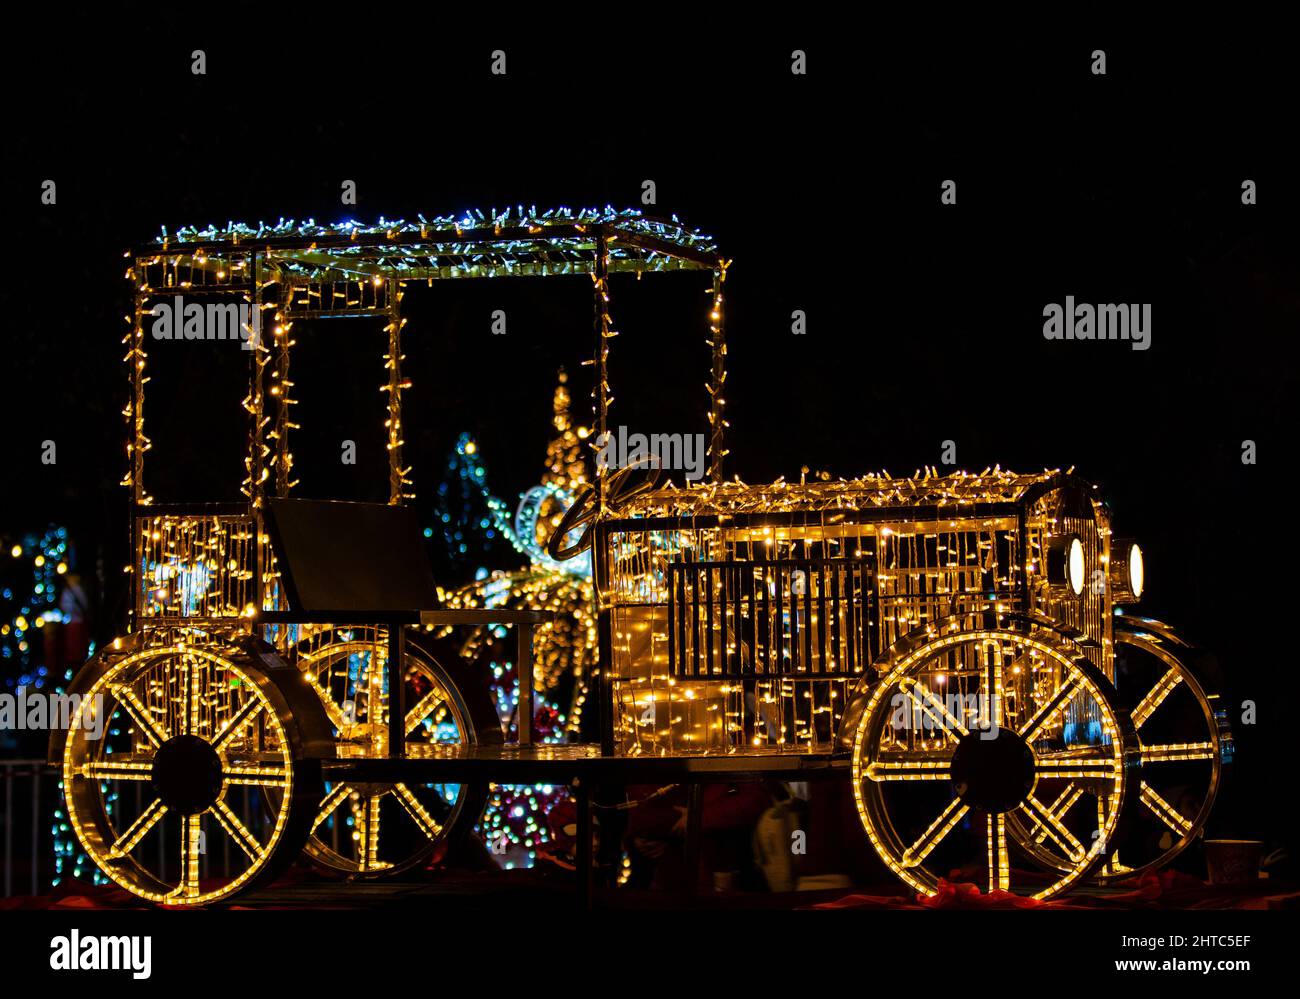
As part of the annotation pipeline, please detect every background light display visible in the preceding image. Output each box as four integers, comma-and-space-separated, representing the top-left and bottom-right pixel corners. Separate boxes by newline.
427, 370, 597, 868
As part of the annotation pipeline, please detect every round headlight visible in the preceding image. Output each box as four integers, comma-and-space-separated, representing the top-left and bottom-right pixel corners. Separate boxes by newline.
1108, 538, 1144, 603
1067, 537, 1086, 596
1046, 534, 1088, 598
1128, 543, 1144, 598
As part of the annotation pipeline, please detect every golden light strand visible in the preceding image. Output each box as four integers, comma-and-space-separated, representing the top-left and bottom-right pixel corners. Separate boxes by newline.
268, 285, 299, 496
587, 230, 614, 513
705, 260, 731, 482
382, 280, 414, 504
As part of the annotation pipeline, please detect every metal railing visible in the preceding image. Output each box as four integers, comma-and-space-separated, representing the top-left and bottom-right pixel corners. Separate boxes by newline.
666, 558, 870, 677
1, 760, 53, 898
3, 757, 292, 899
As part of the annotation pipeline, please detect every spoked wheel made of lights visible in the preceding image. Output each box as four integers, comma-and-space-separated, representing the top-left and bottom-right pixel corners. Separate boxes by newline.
851, 621, 1138, 900
1018, 619, 1228, 883
62, 641, 323, 905
293, 629, 501, 878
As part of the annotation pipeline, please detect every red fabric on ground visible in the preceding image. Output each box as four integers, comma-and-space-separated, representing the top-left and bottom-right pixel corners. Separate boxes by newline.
817, 878, 1068, 910
0, 878, 145, 910
815, 870, 1300, 910
5, 868, 1296, 910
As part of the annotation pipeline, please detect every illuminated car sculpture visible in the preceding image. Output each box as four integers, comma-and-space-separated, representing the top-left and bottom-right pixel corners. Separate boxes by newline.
50, 208, 1228, 903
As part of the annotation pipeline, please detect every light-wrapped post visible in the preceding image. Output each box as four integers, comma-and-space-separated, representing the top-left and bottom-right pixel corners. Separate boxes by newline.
382, 279, 410, 758
706, 261, 728, 482
245, 252, 269, 611
270, 284, 295, 497
124, 274, 149, 632
591, 230, 612, 512
590, 229, 615, 754
382, 281, 412, 505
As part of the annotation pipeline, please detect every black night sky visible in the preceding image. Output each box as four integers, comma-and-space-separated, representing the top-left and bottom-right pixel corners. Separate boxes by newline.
3, 16, 1297, 852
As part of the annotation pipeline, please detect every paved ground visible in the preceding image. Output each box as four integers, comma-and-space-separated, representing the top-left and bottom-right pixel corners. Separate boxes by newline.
4, 864, 1296, 910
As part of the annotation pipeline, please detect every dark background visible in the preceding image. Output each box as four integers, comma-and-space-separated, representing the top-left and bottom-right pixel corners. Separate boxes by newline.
2, 14, 1295, 854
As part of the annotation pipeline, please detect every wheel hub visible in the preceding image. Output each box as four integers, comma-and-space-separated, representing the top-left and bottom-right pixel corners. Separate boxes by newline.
951, 728, 1035, 813
151, 735, 223, 815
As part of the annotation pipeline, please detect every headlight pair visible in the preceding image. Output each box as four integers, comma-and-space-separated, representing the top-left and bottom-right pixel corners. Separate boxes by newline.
1046, 535, 1143, 602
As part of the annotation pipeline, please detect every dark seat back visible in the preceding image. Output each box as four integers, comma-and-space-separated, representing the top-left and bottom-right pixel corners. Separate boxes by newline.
264, 499, 440, 612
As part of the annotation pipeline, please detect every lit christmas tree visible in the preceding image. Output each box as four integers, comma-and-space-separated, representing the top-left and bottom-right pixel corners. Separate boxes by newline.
431, 435, 513, 581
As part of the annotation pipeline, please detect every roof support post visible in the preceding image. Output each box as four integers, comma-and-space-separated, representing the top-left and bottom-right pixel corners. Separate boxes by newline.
591, 229, 612, 514
246, 250, 269, 610
125, 274, 149, 631
383, 279, 411, 505
706, 260, 729, 482
271, 284, 295, 497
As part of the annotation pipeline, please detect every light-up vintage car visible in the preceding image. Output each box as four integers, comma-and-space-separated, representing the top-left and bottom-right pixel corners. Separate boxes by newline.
50, 208, 1229, 904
